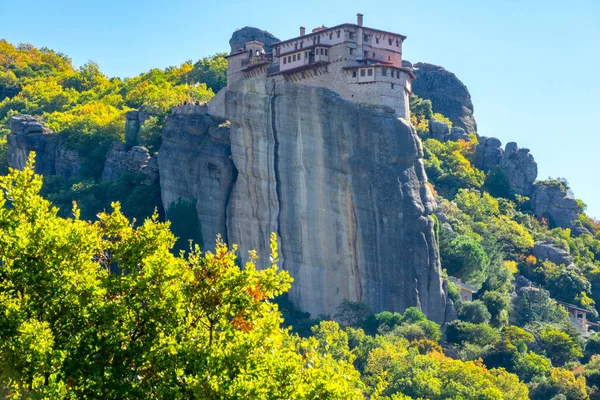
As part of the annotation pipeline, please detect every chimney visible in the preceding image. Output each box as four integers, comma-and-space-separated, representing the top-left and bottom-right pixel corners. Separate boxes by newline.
300, 26, 306, 36
357, 13, 363, 27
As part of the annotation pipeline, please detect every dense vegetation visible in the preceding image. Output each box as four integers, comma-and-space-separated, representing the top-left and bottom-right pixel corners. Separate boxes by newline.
1, 40, 600, 398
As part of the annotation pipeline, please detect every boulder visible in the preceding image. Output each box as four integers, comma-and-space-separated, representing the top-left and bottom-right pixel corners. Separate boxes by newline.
533, 241, 573, 266
429, 119, 450, 141
497, 143, 538, 196
412, 62, 477, 133
229, 27, 280, 54
7, 115, 60, 176
102, 143, 158, 185
531, 182, 581, 230
449, 126, 469, 142
474, 136, 503, 171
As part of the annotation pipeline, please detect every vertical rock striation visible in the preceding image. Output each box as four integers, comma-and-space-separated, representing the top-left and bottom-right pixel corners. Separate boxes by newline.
179, 79, 448, 322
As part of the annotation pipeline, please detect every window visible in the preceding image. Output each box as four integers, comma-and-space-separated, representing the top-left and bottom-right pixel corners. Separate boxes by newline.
391, 83, 394, 89
349, 32, 354, 39
376, 38, 379, 44
337, 31, 341, 38
288, 56, 291, 63
364, 51, 368, 58
324, 49, 328, 56
317, 36, 321, 43
283, 58, 287, 65
388, 55, 391, 61
300, 42, 303, 48
329, 33, 333, 40
360, 69, 366, 77
396, 40, 400, 47
368, 69, 373, 76
352, 71, 357, 78
389, 38, 393, 45
305, 51, 308, 58
292, 54, 296, 62
382, 69, 387, 77
372, 52, 376, 57
349, 48, 354, 55
295, 43, 298, 50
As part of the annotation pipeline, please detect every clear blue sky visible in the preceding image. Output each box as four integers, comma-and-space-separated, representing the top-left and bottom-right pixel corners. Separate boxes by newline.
3, 0, 599, 217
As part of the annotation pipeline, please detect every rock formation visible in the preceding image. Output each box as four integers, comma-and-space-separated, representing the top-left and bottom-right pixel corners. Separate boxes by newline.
158, 105, 235, 247
125, 109, 152, 148
533, 241, 573, 266
498, 142, 537, 196
412, 62, 477, 133
474, 136, 504, 172
531, 182, 583, 232
158, 80, 449, 323
7, 115, 80, 178
229, 27, 280, 54
102, 143, 158, 185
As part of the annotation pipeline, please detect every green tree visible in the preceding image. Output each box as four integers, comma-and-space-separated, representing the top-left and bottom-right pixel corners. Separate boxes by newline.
539, 328, 584, 366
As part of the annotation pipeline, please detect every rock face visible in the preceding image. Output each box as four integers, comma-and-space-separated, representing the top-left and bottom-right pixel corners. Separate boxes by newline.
475, 136, 504, 172
229, 27, 280, 54
158, 105, 235, 247
159, 80, 449, 322
7, 115, 81, 179
475, 138, 538, 196
498, 142, 537, 196
533, 242, 573, 266
412, 62, 477, 133
531, 182, 581, 230
125, 109, 152, 148
102, 143, 158, 185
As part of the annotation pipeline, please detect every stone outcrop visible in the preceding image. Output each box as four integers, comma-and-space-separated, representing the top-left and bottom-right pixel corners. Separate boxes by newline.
531, 182, 582, 230
158, 105, 235, 247
229, 27, 280, 54
159, 80, 449, 322
7, 115, 81, 179
412, 62, 477, 133
533, 241, 573, 266
125, 109, 152, 148
102, 143, 158, 185
475, 136, 504, 172
498, 142, 537, 196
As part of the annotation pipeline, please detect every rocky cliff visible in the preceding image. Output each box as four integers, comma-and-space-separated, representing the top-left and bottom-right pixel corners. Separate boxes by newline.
411, 62, 477, 133
229, 27, 280, 54
158, 80, 449, 322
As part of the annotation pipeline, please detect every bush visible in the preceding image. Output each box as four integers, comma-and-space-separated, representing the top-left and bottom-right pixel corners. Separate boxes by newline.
458, 300, 492, 324
445, 320, 500, 347
441, 234, 489, 284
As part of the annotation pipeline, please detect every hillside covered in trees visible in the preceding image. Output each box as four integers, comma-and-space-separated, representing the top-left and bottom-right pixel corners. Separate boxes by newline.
1, 39, 600, 399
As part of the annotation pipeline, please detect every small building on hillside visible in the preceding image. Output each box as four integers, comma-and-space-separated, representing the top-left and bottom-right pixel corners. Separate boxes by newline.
226, 14, 414, 118
448, 276, 479, 302
557, 301, 600, 338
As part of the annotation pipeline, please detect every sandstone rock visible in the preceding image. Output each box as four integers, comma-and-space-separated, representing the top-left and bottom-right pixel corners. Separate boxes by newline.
449, 126, 469, 142
475, 136, 503, 171
412, 62, 477, 133
533, 241, 573, 266
102, 142, 158, 185
125, 109, 152, 148
55, 145, 81, 180
229, 27, 280, 54
531, 182, 581, 230
497, 143, 537, 196
429, 119, 450, 141
7, 115, 59, 175
158, 107, 235, 249
221, 79, 448, 322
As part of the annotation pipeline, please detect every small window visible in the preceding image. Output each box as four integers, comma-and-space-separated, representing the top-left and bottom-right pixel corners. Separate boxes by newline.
349, 48, 354, 55
352, 71, 357, 78
305, 51, 308, 58
317, 36, 321, 44
372, 52, 376, 57
382, 69, 387, 77
349, 32, 354, 39
360, 69, 366, 77
391, 83, 394, 89
288, 56, 291, 63
324, 49, 328, 56
337, 31, 341, 38
295, 43, 298, 50
368, 69, 373, 76
388, 55, 391, 61
376, 38, 379, 44
300, 42, 303, 48
396, 40, 400, 47
329, 33, 333, 40
283, 58, 287, 65
364, 51, 368, 58
389, 38, 393, 45
292, 54, 296, 62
